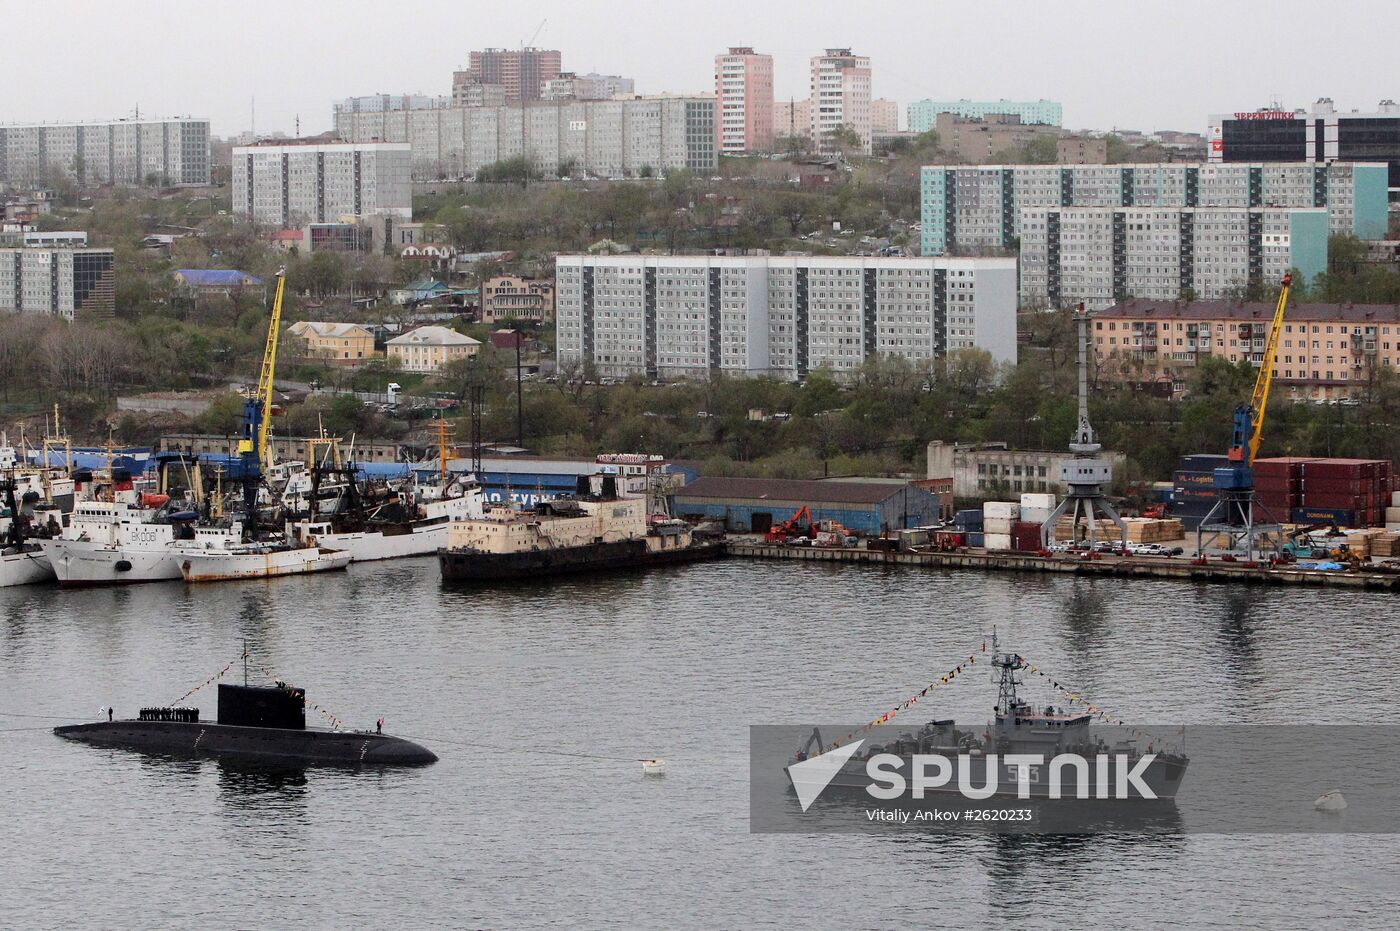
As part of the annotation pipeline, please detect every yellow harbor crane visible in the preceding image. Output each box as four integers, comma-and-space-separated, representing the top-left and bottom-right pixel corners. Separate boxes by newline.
1236, 272, 1293, 466
238, 270, 287, 469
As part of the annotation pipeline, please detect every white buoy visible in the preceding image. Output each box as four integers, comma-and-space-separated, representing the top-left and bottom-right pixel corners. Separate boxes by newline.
1314, 790, 1347, 812
640, 758, 666, 776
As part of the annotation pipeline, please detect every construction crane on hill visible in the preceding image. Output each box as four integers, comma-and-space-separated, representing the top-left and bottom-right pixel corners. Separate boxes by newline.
1197, 273, 1292, 557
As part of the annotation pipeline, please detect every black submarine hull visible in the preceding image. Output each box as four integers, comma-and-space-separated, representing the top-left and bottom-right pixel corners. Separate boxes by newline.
53, 720, 437, 766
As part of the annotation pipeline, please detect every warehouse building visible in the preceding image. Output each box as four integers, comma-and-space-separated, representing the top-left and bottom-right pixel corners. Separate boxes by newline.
670, 477, 941, 535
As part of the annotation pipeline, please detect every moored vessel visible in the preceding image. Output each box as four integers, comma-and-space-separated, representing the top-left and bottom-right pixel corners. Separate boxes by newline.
178, 543, 351, 582
437, 475, 724, 582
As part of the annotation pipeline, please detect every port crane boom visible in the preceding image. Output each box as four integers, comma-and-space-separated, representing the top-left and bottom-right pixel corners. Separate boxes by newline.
239, 270, 287, 469
1229, 273, 1292, 468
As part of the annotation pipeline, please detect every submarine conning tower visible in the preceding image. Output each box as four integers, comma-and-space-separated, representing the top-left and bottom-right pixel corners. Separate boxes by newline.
217, 682, 306, 730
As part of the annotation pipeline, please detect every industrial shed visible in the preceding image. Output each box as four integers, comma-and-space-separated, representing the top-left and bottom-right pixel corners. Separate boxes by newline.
671, 477, 941, 535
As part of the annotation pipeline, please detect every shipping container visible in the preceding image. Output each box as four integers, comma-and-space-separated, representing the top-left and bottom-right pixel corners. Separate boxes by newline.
1173, 470, 1218, 487
953, 509, 983, 529
1182, 454, 1232, 471
983, 501, 1020, 520
967, 532, 985, 547
985, 533, 1013, 552
1292, 506, 1359, 526
1389, 507, 1400, 524
934, 530, 965, 548
1020, 506, 1054, 525
1019, 493, 1057, 510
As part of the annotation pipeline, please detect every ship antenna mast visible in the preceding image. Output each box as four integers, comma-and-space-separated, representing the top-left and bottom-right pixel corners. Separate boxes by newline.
990, 627, 1025, 719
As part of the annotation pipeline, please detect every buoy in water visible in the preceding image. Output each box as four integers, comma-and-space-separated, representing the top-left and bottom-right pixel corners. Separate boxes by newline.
1315, 790, 1347, 812
640, 758, 666, 776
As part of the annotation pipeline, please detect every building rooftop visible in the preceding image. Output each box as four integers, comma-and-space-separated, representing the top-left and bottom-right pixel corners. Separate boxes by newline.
173, 269, 261, 287
1099, 300, 1400, 323
386, 325, 480, 347
674, 476, 912, 505
287, 321, 372, 338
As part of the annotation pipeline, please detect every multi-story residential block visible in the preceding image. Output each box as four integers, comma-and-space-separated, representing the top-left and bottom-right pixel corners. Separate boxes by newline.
810, 49, 872, 154
0, 117, 210, 187
334, 98, 717, 181
908, 99, 1063, 132
920, 162, 1391, 256
232, 142, 412, 226
554, 255, 1017, 381
481, 275, 555, 325
465, 48, 563, 103
542, 73, 634, 101
1018, 206, 1329, 306
774, 99, 811, 141
333, 94, 450, 115
1057, 137, 1108, 164
287, 321, 377, 363
450, 75, 509, 108
872, 99, 899, 134
714, 48, 774, 154
1210, 98, 1400, 196
932, 112, 1061, 165
0, 246, 114, 319
1092, 299, 1400, 401
386, 325, 481, 372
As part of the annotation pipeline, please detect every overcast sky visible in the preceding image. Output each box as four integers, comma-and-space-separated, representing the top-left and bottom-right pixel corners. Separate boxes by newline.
3, 0, 1394, 137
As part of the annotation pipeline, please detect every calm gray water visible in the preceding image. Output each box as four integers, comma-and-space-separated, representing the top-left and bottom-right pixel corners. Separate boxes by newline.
2, 558, 1397, 928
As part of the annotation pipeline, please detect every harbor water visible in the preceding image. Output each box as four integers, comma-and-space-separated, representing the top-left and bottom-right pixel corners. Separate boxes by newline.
2, 558, 1396, 927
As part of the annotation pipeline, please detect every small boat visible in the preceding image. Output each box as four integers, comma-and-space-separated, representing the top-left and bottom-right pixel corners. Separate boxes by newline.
640, 758, 667, 776
179, 544, 351, 582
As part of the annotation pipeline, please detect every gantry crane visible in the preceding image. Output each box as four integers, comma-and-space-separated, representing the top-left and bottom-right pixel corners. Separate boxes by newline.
1198, 273, 1292, 557
236, 269, 287, 523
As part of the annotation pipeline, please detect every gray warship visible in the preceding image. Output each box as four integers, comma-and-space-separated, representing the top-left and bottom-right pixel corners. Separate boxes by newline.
55, 680, 437, 767
787, 634, 1188, 803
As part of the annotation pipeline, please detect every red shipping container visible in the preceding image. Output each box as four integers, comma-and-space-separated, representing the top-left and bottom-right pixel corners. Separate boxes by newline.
1303, 495, 1369, 510
1252, 478, 1300, 493
1301, 479, 1373, 495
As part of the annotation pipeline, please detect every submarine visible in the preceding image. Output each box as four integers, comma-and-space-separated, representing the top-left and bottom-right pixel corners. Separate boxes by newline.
54, 680, 437, 767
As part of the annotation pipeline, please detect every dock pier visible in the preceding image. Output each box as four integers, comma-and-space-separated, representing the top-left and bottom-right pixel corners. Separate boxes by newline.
727, 543, 1400, 591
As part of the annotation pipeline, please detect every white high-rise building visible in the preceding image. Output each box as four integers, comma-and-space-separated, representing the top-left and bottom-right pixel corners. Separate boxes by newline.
1018, 206, 1329, 306
232, 142, 412, 227
555, 255, 1017, 381
0, 246, 115, 319
333, 97, 717, 181
810, 49, 872, 154
0, 118, 210, 187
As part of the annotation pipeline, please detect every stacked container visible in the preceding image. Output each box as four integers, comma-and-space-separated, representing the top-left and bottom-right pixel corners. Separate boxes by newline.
1251, 457, 1317, 520
1171, 453, 1231, 529
1294, 459, 1393, 527
982, 501, 1018, 551
1389, 490, 1400, 532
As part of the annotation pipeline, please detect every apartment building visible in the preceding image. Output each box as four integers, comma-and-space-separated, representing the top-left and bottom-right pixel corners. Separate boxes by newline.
0, 117, 210, 187
465, 48, 563, 103
810, 49, 872, 154
932, 112, 1061, 164
334, 97, 717, 181
386, 325, 481, 372
714, 48, 774, 153
0, 246, 115, 319
1210, 98, 1400, 196
1018, 206, 1329, 306
543, 73, 634, 101
286, 321, 377, 363
909, 99, 1063, 132
1057, 137, 1108, 164
555, 255, 1017, 381
1093, 299, 1400, 401
920, 162, 1390, 255
774, 99, 812, 141
450, 75, 509, 108
232, 142, 412, 226
333, 94, 450, 115
872, 99, 899, 134
481, 275, 555, 324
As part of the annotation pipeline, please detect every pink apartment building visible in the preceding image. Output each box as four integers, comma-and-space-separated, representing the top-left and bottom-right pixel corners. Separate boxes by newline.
714, 47, 774, 153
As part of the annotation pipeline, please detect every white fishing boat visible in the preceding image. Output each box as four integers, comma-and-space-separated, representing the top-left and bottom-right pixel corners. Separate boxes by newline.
178, 544, 351, 582
37, 500, 246, 587
288, 478, 484, 562
0, 544, 53, 587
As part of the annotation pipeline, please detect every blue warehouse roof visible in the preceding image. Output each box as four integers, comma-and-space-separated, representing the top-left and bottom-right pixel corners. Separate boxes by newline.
673, 477, 910, 505
175, 269, 263, 287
